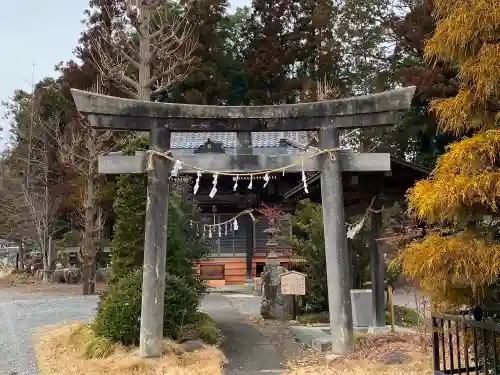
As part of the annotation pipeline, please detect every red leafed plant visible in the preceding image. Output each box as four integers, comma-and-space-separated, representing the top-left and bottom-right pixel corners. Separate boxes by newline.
258, 203, 284, 228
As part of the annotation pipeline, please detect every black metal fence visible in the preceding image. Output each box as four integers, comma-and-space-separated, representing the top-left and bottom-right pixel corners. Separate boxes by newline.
433, 311, 500, 374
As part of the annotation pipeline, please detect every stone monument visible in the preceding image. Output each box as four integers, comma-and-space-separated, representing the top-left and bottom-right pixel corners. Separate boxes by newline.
260, 205, 292, 318
260, 264, 292, 319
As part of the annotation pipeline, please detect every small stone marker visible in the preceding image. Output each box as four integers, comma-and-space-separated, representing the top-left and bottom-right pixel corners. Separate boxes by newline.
281, 271, 306, 296
280, 271, 306, 320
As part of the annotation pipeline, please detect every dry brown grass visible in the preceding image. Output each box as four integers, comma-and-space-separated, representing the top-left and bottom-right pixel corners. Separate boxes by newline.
0, 265, 19, 284
34, 322, 225, 375
283, 333, 433, 375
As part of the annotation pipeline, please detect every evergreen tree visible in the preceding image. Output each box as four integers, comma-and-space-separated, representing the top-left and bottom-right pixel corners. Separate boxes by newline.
390, 0, 458, 167
335, 0, 401, 95
245, 0, 303, 104
58, 0, 120, 96
110, 137, 209, 287
394, 0, 500, 309
218, 7, 253, 105
169, 0, 230, 104
297, 0, 345, 100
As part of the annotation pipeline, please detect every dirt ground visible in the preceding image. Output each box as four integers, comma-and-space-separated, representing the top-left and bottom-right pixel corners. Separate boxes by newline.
0, 273, 107, 296
248, 312, 433, 375
249, 317, 315, 364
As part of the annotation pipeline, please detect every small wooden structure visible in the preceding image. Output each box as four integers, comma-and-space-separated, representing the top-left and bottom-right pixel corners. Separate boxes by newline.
281, 271, 306, 296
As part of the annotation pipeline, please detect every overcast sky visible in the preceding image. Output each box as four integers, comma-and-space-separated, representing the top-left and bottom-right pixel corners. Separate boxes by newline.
0, 0, 247, 150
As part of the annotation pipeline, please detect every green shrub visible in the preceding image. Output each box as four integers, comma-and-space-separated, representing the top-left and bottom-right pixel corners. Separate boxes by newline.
109, 136, 209, 289
94, 271, 200, 345
185, 312, 221, 345
287, 200, 372, 313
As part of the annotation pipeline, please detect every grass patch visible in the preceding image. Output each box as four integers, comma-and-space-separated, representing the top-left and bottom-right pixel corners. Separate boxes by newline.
35, 322, 225, 375
67, 324, 116, 359
185, 312, 221, 345
296, 313, 329, 324
387, 305, 420, 328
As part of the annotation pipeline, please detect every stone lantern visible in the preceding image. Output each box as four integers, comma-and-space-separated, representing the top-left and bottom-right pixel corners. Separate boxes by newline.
263, 213, 281, 265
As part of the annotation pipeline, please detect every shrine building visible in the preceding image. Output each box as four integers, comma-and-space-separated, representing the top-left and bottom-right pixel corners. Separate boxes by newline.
166, 131, 429, 286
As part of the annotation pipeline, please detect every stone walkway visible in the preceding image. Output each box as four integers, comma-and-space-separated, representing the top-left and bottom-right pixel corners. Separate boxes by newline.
201, 294, 284, 375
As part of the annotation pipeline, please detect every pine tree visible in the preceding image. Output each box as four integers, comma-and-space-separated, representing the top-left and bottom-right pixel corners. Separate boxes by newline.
218, 7, 253, 105
296, 0, 345, 101
335, 0, 397, 95
394, 0, 500, 309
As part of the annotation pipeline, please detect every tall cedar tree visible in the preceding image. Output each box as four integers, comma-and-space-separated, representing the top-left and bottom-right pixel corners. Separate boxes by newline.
394, 0, 500, 309
169, 0, 230, 104
335, 0, 396, 95
245, 0, 302, 104
296, 0, 345, 101
335, 0, 417, 156
218, 7, 253, 105
390, 0, 458, 167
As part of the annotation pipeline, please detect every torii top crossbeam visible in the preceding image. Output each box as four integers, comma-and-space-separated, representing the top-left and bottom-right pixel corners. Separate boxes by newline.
70, 87, 416, 132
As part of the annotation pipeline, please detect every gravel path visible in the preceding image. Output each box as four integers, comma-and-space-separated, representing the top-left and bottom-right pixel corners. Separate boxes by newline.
0, 286, 416, 375
0, 291, 98, 375
0, 289, 283, 375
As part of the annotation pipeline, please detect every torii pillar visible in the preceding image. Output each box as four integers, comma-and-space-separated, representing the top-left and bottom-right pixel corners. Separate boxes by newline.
71, 86, 416, 357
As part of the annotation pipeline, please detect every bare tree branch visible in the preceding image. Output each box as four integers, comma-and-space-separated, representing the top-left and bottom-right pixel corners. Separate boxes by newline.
55, 80, 115, 294
0, 104, 66, 282
88, 0, 198, 100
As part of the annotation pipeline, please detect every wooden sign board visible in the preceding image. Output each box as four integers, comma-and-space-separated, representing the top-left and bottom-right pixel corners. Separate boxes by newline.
281, 271, 306, 296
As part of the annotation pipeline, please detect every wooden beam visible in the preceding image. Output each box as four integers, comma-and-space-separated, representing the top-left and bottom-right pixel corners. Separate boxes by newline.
98, 151, 391, 175
71, 87, 416, 131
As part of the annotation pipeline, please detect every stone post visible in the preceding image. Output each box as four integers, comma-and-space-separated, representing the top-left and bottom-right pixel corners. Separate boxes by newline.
139, 125, 171, 358
245, 214, 254, 285
236, 132, 254, 285
318, 127, 354, 354
370, 198, 386, 329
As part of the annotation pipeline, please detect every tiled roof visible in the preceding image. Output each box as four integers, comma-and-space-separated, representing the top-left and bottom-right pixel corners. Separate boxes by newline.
170, 131, 309, 149
172, 146, 303, 156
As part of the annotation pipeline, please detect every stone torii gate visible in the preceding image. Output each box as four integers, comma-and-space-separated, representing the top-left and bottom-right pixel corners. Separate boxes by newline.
71, 86, 416, 358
